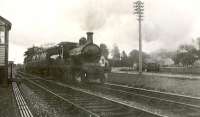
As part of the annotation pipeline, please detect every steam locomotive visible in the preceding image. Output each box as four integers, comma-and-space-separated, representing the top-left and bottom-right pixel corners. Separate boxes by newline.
24, 32, 110, 83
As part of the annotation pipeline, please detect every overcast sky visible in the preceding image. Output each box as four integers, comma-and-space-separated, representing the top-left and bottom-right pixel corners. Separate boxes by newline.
1, 0, 200, 63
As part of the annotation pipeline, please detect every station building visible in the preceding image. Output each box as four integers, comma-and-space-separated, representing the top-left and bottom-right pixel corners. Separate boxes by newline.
0, 16, 11, 87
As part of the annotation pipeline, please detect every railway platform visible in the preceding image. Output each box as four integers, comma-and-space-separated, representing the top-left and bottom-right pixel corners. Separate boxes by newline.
0, 86, 20, 117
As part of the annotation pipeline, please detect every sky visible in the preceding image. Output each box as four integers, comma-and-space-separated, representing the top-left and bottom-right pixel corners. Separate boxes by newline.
1, 0, 200, 64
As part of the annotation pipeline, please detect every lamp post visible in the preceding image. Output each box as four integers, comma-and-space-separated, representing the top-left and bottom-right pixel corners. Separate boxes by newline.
134, 0, 144, 74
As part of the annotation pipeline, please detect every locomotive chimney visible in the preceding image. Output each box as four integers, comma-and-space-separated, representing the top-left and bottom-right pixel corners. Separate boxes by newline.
87, 32, 93, 44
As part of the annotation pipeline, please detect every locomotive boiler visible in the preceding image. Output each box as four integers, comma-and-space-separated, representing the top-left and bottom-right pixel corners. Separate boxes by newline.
24, 32, 110, 83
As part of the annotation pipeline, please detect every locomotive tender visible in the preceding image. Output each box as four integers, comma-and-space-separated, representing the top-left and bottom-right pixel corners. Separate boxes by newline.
25, 32, 110, 83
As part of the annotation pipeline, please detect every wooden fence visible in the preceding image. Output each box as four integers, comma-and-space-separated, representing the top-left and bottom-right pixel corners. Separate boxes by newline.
160, 67, 200, 74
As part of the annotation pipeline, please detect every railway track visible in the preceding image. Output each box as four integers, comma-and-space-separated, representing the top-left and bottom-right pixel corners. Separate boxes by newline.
19, 79, 99, 117
70, 82, 200, 117
12, 82, 33, 117
18, 74, 163, 117
104, 83, 200, 108
18, 72, 200, 116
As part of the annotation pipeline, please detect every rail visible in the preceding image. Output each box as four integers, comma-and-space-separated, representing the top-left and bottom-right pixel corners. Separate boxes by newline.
12, 82, 33, 117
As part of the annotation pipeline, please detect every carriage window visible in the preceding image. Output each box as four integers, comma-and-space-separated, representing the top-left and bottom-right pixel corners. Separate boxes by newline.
0, 26, 5, 44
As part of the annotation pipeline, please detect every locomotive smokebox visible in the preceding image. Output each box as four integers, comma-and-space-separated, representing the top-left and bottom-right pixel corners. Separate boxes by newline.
87, 32, 93, 44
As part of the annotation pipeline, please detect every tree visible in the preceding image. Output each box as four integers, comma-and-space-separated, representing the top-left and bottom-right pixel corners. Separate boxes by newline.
111, 44, 120, 60
173, 44, 198, 66
181, 52, 197, 66
128, 49, 149, 68
195, 37, 200, 59
172, 51, 181, 65
196, 37, 200, 50
121, 51, 128, 67
179, 44, 196, 52
24, 46, 42, 63
100, 43, 109, 58
109, 44, 121, 67
121, 51, 128, 61
128, 50, 139, 66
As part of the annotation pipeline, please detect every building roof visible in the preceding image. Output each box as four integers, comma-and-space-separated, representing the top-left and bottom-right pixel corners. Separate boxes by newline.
0, 16, 12, 30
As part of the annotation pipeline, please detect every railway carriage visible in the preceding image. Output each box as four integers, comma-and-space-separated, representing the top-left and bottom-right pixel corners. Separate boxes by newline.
24, 32, 110, 83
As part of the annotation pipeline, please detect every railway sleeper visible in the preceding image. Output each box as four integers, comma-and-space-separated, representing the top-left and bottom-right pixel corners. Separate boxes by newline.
88, 106, 124, 113
78, 101, 108, 106
99, 110, 133, 117
70, 98, 97, 103
70, 97, 95, 101
83, 104, 114, 109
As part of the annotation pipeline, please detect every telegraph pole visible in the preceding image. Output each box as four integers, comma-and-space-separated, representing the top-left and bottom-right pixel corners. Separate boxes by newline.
134, 0, 144, 74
